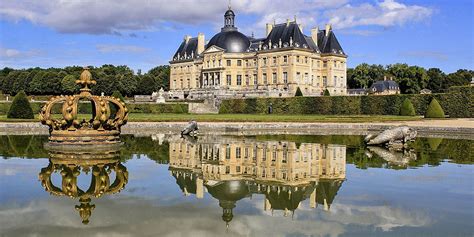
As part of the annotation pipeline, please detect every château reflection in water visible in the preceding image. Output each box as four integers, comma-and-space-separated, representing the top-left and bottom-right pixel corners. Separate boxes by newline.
38, 148, 128, 224
168, 135, 346, 226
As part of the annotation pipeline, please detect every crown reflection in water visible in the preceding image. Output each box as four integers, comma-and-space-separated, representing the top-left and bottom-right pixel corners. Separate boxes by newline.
39, 67, 128, 145
38, 148, 128, 224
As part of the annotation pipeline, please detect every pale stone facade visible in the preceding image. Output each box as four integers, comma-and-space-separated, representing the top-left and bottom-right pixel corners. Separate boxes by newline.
169, 8, 347, 100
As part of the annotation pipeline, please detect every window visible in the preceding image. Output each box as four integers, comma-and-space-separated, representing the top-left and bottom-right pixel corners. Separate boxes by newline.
187, 79, 190, 88
227, 60, 231, 66
323, 76, 327, 87
262, 58, 267, 66
304, 73, 309, 84
219, 60, 222, 66
212, 60, 216, 67
226, 75, 232, 85
297, 56, 300, 63
296, 72, 301, 82
253, 74, 258, 85
245, 76, 250, 85
305, 57, 308, 64
272, 73, 277, 84
236, 166, 241, 173
207, 61, 210, 67
283, 72, 288, 84
273, 57, 277, 64
334, 76, 337, 86
334, 61, 337, 67
225, 166, 230, 174
283, 56, 288, 63
237, 60, 242, 66
263, 73, 267, 85
226, 145, 231, 159
237, 75, 242, 85
236, 147, 241, 158
323, 61, 327, 68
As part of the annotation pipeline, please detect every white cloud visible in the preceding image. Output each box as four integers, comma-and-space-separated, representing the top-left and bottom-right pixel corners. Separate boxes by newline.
96, 44, 151, 53
0, 47, 43, 59
0, 0, 348, 35
325, 0, 433, 29
399, 50, 449, 61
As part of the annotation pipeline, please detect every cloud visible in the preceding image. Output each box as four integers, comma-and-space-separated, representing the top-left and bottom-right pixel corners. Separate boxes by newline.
0, 0, 348, 35
325, 0, 433, 29
399, 50, 449, 61
0, 47, 43, 59
96, 44, 150, 53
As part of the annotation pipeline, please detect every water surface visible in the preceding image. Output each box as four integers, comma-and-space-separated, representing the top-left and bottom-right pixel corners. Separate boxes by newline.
0, 134, 472, 236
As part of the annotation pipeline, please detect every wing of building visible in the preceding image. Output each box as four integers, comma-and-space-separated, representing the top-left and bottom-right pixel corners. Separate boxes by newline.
169, 6, 347, 100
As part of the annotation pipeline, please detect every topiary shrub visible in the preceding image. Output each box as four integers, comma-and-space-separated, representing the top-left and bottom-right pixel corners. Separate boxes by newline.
7, 90, 34, 119
323, 89, 330, 96
425, 98, 445, 118
400, 98, 416, 116
295, 87, 303, 97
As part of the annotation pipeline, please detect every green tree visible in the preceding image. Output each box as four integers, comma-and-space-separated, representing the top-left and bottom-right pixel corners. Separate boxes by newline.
426, 68, 445, 93
147, 65, 170, 91
444, 69, 473, 90
11, 71, 30, 95
425, 98, 445, 118
137, 75, 157, 95
323, 89, 330, 96
7, 90, 34, 119
61, 75, 79, 94
118, 73, 138, 96
295, 87, 303, 96
400, 98, 416, 116
111, 90, 126, 103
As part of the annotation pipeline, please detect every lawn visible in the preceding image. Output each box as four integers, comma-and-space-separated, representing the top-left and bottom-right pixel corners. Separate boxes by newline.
0, 113, 422, 123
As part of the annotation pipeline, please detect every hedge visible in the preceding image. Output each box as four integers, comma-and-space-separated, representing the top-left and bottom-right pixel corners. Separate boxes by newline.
219, 86, 473, 118
7, 91, 34, 119
0, 102, 189, 115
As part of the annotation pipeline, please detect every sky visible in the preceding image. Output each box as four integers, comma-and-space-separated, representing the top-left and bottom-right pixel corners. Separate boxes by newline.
0, 0, 472, 73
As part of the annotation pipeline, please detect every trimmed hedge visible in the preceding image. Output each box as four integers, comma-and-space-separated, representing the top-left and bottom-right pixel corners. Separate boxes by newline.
425, 98, 445, 118
400, 98, 416, 116
0, 102, 189, 115
219, 86, 473, 118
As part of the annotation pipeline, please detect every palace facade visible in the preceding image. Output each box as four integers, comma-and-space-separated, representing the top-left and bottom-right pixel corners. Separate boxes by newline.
169, 6, 347, 100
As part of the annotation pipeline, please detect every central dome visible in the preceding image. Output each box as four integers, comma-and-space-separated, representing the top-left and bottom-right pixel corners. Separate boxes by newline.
207, 31, 250, 53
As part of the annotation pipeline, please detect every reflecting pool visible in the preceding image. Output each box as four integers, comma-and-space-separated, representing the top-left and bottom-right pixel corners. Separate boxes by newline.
0, 134, 473, 236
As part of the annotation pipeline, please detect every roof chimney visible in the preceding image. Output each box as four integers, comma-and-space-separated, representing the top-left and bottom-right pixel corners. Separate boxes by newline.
197, 33, 205, 54
298, 24, 303, 32
311, 27, 319, 46
286, 19, 291, 26
325, 24, 331, 37
266, 23, 273, 37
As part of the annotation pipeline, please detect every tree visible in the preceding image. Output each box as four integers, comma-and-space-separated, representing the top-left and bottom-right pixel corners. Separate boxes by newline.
147, 65, 170, 91
7, 90, 34, 119
400, 98, 416, 116
137, 75, 157, 95
11, 71, 30, 95
61, 75, 79, 94
323, 89, 330, 96
426, 68, 445, 93
111, 90, 126, 103
444, 69, 473, 90
295, 87, 303, 96
425, 98, 445, 118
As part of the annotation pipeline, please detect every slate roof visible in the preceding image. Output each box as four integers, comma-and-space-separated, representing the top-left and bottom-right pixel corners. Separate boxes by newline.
173, 37, 198, 60
370, 80, 400, 92
318, 30, 345, 54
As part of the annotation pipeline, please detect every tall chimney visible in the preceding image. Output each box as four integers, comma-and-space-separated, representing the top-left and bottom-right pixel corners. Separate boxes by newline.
197, 33, 205, 54
311, 27, 319, 46
266, 23, 273, 37
298, 24, 303, 32
325, 24, 331, 37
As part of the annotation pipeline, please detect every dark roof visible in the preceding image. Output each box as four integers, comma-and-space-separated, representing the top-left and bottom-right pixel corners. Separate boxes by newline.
370, 80, 399, 92
318, 30, 345, 54
173, 37, 198, 60
263, 22, 315, 51
206, 30, 251, 53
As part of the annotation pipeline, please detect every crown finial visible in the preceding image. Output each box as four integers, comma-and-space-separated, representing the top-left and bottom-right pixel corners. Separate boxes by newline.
76, 67, 96, 94
228, 0, 231, 10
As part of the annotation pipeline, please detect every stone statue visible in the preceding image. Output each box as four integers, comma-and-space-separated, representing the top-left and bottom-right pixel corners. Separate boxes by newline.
153, 88, 166, 103
365, 146, 417, 167
365, 126, 417, 148
181, 120, 198, 136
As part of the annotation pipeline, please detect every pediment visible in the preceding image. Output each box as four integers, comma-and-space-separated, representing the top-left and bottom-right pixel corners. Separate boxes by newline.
203, 45, 225, 54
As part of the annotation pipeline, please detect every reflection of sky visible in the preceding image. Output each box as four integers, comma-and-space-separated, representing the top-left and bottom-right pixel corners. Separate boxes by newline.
1, 155, 473, 236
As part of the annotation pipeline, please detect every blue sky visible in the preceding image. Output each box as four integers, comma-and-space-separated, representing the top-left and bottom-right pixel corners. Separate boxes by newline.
0, 0, 472, 73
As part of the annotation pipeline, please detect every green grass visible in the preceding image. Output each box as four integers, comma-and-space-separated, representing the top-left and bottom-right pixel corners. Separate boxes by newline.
0, 113, 423, 123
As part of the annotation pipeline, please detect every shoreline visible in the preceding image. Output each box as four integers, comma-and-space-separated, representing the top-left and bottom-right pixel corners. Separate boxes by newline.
1, 119, 473, 139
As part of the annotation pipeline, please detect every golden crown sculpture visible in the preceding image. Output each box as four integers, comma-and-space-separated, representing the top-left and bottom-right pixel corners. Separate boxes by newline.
39, 67, 128, 145
39, 148, 128, 224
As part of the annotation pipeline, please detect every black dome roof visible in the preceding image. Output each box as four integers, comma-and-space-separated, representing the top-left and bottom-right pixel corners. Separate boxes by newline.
207, 31, 250, 53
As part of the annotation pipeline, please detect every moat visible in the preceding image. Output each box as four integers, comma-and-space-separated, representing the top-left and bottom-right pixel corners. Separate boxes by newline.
0, 134, 472, 236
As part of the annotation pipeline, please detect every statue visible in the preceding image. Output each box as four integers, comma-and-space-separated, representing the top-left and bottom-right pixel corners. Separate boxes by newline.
365, 126, 417, 148
181, 120, 198, 136
365, 146, 417, 167
155, 88, 166, 103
